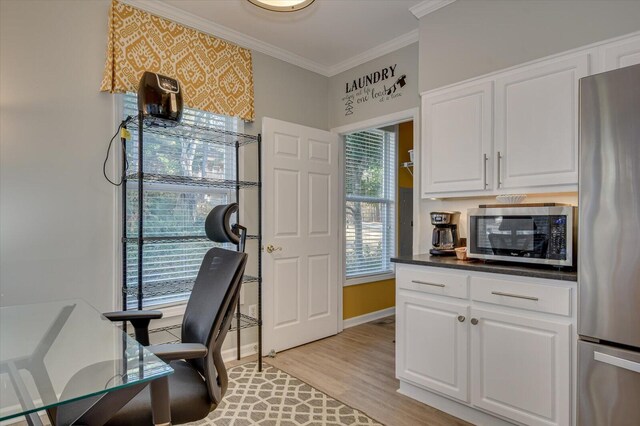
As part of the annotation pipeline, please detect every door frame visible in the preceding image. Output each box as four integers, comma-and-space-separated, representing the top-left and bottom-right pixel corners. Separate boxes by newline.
330, 107, 420, 332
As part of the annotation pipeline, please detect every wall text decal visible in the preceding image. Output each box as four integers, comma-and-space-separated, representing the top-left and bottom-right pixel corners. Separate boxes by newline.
342, 63, 407, 116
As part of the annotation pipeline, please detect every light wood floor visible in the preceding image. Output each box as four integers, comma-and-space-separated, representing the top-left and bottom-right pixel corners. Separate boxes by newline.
263, 316, 471, 426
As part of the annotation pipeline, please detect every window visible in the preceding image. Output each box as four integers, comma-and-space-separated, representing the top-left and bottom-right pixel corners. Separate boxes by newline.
344, 128, 396, 279
122, 94, 240, 308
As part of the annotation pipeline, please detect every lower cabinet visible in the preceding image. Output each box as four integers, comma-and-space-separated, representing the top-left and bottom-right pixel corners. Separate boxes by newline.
470, 307, 571, 426
396, 292, 470, 402
396, 267, 575, 426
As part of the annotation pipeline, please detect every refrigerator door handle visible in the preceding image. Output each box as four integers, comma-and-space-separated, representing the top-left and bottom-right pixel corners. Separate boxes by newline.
594, 351, 640, 373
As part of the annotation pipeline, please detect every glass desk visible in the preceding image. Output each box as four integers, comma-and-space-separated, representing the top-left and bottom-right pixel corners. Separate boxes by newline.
0, 299, 173, 425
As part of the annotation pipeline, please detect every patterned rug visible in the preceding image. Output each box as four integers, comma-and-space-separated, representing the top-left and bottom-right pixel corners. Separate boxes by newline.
194, 362, 382, 426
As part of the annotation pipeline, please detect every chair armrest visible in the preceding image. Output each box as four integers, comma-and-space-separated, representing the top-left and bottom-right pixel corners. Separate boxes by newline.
103, 310, 163, 346
147, 343, 208, 362
103, 310, 163, 322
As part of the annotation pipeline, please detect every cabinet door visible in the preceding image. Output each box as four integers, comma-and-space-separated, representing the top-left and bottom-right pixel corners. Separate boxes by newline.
495, 54, 589, 190
601, 34, 640, 71
396, 291, 470, 402
470, 307, 571, 426
422, 81, 493, 196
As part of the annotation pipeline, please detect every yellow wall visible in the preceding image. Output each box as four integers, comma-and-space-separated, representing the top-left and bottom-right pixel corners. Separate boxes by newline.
342, 121, 414, 320
397, 121, 414, 189
343, 279, 396, 319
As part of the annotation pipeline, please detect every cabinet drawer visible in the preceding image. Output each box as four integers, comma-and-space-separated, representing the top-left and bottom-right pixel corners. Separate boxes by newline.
470, 276, 572, 316
397, 265, 469, 299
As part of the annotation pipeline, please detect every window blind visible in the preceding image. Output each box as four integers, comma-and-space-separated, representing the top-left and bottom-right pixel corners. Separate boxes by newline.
344, 129, 396, 278
123, 94, 239, 307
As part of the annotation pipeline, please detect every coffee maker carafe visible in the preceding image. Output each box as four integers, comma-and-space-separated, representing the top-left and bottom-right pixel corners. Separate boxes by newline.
430, 211, 460, 256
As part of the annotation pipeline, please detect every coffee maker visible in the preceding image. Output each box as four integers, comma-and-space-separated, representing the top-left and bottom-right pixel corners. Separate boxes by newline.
430, 211, 460, 256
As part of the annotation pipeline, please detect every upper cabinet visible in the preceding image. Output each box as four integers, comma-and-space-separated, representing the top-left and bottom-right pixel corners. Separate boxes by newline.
421, 53, 588, 198
420, 32, 640, 199
494, 54, 589, 190
601, 34, 640, 71
421, 82, 493, 194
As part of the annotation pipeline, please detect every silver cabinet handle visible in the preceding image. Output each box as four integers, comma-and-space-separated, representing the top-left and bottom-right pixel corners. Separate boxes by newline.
471, 318, 479, 325
491, 291, 539, 301
483, 154, 488, 188
411, 280, 445, 288
594, 351, 640, 374
458, 315, 466, 323
497, 151, 503, 188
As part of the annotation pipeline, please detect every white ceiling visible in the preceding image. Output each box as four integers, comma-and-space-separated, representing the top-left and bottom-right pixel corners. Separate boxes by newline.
128, 0, 428, 76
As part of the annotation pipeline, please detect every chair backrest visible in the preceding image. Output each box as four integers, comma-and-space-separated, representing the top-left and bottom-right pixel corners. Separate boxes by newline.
181, 203, 248, 404
182, 247, 247, 404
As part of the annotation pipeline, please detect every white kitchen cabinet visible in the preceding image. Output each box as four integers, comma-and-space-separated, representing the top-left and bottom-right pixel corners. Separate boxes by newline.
494, 54, 589, 190
601, 33, 640, 71
421, 81, 493, 195
395, 264, 576, 426
396, 291, 470, 402
470, 307, 571, 426
419, 32, 640, 198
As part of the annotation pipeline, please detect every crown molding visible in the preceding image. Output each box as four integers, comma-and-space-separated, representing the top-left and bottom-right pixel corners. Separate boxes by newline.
122, 0, 421, 78
327, 29, 419, 77
409, 0, 456, 19
122, 0, 331, 76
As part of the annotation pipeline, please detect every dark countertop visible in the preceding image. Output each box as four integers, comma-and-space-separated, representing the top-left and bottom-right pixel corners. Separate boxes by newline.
391, 254, 577, 282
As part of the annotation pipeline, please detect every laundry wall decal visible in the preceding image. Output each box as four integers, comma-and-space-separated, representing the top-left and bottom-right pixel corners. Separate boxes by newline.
342, 63, 408, 116
345, 65, 397, 93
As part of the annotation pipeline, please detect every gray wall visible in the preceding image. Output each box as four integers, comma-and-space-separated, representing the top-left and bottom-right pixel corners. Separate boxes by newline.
419, 0, 640, 92
247, 52, 328, 134
328, 43, 419, 129
1, 0, 116, 310
0, 0, 329, 311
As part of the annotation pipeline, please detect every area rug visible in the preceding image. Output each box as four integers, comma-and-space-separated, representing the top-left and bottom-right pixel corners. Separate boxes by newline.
195, 362, 383, 426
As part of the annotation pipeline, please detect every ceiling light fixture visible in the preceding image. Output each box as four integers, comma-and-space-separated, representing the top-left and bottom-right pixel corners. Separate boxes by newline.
248, 0, 315, 12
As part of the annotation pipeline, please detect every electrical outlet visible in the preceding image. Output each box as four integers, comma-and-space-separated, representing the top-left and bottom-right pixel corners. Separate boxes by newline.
248, 304, 257, 318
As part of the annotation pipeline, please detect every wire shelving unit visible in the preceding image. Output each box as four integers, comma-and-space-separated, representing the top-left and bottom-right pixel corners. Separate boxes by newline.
121, 113, 263, 371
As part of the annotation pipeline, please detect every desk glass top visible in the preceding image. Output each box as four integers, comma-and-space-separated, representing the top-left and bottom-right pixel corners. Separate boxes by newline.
0, 299, 173, 421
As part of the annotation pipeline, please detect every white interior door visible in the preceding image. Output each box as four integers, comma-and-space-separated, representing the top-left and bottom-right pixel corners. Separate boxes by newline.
262, 117, 339, 354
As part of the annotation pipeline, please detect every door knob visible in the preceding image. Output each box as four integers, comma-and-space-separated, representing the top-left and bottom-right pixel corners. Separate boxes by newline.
265, 244, 282, 253
471, 318, 479, 325
457, 315, 466, 323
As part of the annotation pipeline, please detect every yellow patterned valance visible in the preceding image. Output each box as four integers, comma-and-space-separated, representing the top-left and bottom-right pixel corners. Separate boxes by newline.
100, 0, 254, 121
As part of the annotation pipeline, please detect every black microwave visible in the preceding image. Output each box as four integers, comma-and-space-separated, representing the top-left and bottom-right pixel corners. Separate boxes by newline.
467, 206, 577, 267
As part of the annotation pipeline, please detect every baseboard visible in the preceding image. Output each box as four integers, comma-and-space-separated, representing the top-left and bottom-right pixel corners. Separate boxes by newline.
398, 381, 514, 426
0, 414, 43, 425
343, 307, 395, 329
221, 342, 257, 362
0, 407, 45, 425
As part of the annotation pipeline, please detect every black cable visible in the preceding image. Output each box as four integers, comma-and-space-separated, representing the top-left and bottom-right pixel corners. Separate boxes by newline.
103, 116, 134, 186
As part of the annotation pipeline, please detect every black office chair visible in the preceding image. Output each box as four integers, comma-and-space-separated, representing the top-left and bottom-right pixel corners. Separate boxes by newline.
55, 203, 248, 425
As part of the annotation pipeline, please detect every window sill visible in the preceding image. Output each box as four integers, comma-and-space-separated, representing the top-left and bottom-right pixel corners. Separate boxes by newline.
344, 272, 395, 287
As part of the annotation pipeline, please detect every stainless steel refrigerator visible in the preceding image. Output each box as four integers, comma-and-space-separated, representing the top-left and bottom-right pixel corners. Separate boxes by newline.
578, 63, 640, 425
